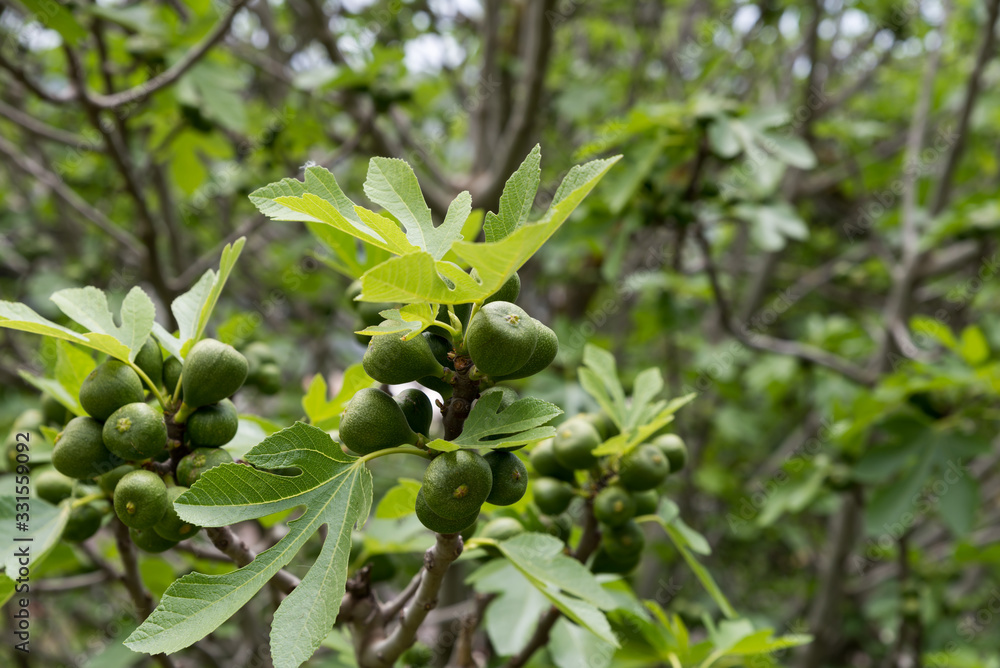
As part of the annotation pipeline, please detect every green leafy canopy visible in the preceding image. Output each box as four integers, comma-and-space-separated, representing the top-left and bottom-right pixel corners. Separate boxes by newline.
250, 147, 621, 305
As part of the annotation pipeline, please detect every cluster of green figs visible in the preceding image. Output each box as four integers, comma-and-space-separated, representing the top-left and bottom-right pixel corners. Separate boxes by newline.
21, 337, 254, 552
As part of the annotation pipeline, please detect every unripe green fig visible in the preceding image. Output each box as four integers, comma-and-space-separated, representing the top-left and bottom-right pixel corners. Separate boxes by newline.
591, 547, 641, 574
492, 320, 558, 381
478, 517, 524, 542
40, 394, 70, 426
483, 450, 528, 506
532, 477, 574, 515
631, 489, 659, 516
36, 468, 75, 505
423, 332, 455, 370
581, 412, 619, 441
186, 399, 239, 447
593, 485, 637, 527
114, 470, 168, 529
618, 444, 670, 491
134, 337, 163, 388
181, 339, 249, 408
529, 439, 574, 482
602, 519, 645, 561
244, 341, 277, 373
415, 488, 479, 534
254, 363, 282, 395
394, 389, 434, 436
52, 417, 124, 479
653, 434, 687, 472
63, 503, 105, 542
466, 302, 537, 377
98, 464, 137, 496
340, 388, 419, 455
154, 486, 200, 542
103, 403, 168, 460
130, 526, 178, 553
162, 356, 183, 398
422, 450, 493, 518
79, 360, 145, 421
552, 418, 602, 470
482, 272, 521, 305
176, 447, 234, 487
362, 333, 444, 385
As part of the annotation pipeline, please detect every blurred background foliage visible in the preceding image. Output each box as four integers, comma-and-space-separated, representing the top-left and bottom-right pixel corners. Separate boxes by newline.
1, 0, 1000, 666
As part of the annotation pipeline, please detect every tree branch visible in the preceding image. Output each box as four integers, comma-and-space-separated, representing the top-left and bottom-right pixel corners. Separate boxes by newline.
0, 134, 144, 257
205, 526, 301, 594
928, 0, 1000, 216
0, 100, 99, 149
693, 225, 875, 385
358, 532, 465, 668
85, 0, 250, 109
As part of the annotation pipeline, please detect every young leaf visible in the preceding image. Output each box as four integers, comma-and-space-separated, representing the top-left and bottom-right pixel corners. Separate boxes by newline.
50, 286, 155, 362
356, 304, 438, 340
646, 503, 736, 619
484, 144, 541, 243
364, 158, 469, 260
125, 423, 373, 668
302, 364, 376, 431
358, 153, 621, 304
19, 370, 85, 418
54, 340, 96, 409
579, 344, 628, 428
468, 561, 551, 656
593, 393, 695, 457
0, 301, 91, 346
425, 393, 563, 451
375, 478, 423, 519
492, 533, 619, 646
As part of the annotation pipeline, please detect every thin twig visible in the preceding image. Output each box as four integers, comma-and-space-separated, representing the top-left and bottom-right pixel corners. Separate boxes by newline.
205, 526, 301, 594
85, 0, 250, 109
693, 225, 875, 385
